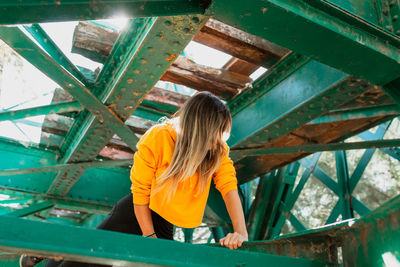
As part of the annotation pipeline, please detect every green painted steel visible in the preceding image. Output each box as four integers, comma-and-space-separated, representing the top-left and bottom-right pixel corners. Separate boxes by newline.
326, 0, 381, 26
0, 26, 140, 151
383, 78, 400, 106
0, 216, 332, 267
228, 53, 310, 117
308, 104, 400, 125
349, 122, 390, 192
0, 138, 59, 160
67, 167, 130, 205
24, 24, 89, 85
0, 188, 112, 215
342, 194, 400, 267
207, 0, 400, 85
335, 151, 354, 219
49, 15, 206, 197
235, 138, 400, 156
228, 60, 349, 149
0, 100, 167, 122
5, 201, 54, 217
0, 159, 131, 176
0, 101, 82, 122
0, 0, 206, 24
141, 99, 179, 114
270, 154, 321, 238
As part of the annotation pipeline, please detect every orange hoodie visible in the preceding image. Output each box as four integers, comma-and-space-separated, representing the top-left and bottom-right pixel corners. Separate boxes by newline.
130, 122, 237, 228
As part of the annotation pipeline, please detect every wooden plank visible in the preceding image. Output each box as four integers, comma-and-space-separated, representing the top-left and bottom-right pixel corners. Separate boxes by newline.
193, 18, 290, 67
72, 21, 120, 63
161, 56, 251, 100
223, 57, 259, 76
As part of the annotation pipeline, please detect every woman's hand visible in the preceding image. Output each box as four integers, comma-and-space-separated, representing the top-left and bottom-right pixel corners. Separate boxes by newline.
219, 232, 248, 249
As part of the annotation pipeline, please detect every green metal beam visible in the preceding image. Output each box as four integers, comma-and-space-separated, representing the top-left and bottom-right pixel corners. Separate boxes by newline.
0, 216, 332, 267
270, 153, 321, 238
308, 104, 400, 125
0, 102, 82, 122
228, 60, 368, 156
0, 138, 58, 160
0, 100, 169, 122
0, 0, 206, 24
335, 151, 354, 219
0, 188, 112, 215
0, 159, 131, 176
5, 201, 54, 217
234, 138, 400, 157
0, 26, 140, 151
342, 194, 400, 267
207, 0, 400, 85
228, 53, 310, 117
24, 24, 89, 85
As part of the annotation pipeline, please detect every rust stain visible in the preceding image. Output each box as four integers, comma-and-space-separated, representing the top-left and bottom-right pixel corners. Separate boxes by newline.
166, 54, 176, 62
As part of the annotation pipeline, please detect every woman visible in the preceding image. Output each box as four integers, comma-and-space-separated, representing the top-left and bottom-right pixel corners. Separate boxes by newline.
21, 91, 248, 267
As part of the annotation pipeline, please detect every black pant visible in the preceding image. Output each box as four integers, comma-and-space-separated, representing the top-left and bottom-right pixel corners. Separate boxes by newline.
45, 194, 174, 267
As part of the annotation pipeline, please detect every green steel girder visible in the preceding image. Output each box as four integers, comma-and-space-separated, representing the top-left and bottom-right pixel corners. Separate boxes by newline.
0, 159, 131, 176
335, 150, 354, 219
233, 138, 400, 157
227, 53, 311, 117
0, 100, 169, 123
0, 188, 112, 215
0, 0, 207, 24
5, 201, 54, 217
247, 164, 301, 240
0, 138, 58, 161
342, 194, 400, 267
24, 24, 89, 86
240, 221, 352, 264
0, 101, 82, 122
0, 216, 333, 267
207, 0, 400, 85
229, 60, 348, 149
229, 60, 354, 150
0, 26, 139, 151
270, 153, 322, 238
308, 104, 400, 125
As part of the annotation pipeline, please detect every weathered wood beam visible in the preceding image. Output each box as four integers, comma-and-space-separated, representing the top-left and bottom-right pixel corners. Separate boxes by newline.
223, 57, 259, 76
161, 56, 251, 99
72, 21, 120, 63
193, 18, 290, 67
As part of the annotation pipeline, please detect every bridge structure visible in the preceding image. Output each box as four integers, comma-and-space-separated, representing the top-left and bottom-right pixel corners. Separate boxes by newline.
0, 0, 399, 266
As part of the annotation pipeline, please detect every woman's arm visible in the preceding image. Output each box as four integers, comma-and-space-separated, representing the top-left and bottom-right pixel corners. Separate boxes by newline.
220, 189, 248, 249
134, 204, 157, 238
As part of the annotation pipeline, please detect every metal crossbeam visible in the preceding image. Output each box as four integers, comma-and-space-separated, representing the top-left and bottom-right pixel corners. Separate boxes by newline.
0, 0, 206, 24
0, 26, 140, 151
23, 24, 89, 85
233, 139, 400, 156
308, 104, 400, 125
0, 188, 112, 215
0, 100, 169, 123
0, 102, 82, 122
0, 159, 131, 176
0, 216, 331, 267
5, 201, 54, 217
207, 0, 400, 85
228, 58, 374, 164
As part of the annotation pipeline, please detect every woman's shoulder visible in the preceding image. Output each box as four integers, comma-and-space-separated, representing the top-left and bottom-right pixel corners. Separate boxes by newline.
137, 122, 176, 147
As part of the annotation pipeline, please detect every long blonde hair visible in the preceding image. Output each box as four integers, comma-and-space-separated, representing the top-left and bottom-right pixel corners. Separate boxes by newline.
152, 91, 232, 202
